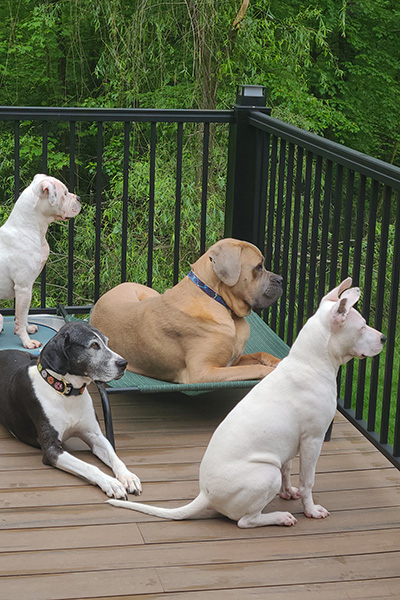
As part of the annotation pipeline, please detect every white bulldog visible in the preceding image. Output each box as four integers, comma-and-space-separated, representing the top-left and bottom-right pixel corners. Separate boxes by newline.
108, 278, 386, 527
0, 174, 81, 348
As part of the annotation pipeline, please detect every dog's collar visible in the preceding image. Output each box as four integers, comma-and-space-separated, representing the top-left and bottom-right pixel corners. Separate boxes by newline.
187, 270, 231, 311
37, 361, 86, 396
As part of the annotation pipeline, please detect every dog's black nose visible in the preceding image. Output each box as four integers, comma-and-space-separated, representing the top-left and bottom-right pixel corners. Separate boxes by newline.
271, 274, 283, 286
116, 358, 128, 369
381, 334, 387, 345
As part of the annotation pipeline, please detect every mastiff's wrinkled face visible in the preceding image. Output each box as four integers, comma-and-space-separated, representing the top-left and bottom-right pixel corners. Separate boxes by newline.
40, 322, 127, 383
206, 238, 283, 315
230, 243, 283, 311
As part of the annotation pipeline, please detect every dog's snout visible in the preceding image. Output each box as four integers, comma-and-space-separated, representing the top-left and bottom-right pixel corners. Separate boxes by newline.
271, 274, 283, 287
72, 198, 81, 213
381, 334, 387, 345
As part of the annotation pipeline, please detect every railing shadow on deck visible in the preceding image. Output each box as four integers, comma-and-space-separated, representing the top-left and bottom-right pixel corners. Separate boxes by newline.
0, 84, 399, 468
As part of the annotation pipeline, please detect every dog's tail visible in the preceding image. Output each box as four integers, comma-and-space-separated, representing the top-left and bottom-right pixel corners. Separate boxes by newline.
107, 491, 216, 520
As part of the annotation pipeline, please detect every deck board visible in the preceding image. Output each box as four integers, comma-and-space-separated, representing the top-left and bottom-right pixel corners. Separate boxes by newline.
0, 385, 399, 599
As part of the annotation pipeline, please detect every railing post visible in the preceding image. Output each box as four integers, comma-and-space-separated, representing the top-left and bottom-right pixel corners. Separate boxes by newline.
224, 85, 271, 249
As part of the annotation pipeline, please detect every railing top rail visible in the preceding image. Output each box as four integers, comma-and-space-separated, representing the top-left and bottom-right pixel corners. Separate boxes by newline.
249, 111, 400, 190
0, 106, 234, 124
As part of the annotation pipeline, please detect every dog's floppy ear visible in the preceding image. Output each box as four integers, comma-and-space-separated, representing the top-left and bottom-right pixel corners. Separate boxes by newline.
321, 277, 352, 305
209, 241, 242, 286
39, 177, 57, 206
330, 286, 361, 328
39, 327, 71, 375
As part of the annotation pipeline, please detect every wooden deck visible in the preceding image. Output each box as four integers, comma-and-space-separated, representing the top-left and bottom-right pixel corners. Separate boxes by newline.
1, 385, 400, 600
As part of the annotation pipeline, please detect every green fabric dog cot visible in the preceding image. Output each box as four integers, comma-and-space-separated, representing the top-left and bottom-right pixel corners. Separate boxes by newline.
94, 310, 290, 447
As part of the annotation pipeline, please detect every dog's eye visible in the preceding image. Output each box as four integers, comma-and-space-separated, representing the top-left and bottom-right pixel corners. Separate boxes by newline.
90, 341, 100, 349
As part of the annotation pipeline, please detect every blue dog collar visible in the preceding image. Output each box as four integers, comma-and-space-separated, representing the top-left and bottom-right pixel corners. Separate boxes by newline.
187, 270, 231, 310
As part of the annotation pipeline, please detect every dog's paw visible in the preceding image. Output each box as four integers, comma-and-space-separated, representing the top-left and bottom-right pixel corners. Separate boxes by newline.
27, 324, 39, 334
118, 471, 142, 496
304, 504, 330, 519
277, 512, 297, 526
101, 476, 129, 500
259, 353, 281, 367
23, 338, 42, 349
279, 486, 300, 500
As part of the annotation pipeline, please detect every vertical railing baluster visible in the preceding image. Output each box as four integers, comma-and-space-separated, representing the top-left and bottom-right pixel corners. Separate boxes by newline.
94, 121, 103, 302
147, 121, 157, 287
265, 135, 278, 290
270, 138, 285, 331
68, 121, 76, 306
383, 189, 400, 454
173, 122, 183, 285
307, 154, 323, 317
287, 146, 303, 345
352, 175, 367, 419
296, 150, 313, 332
329, 163, 343, 290
374, 186, 392, 444
14, 121, 20, 201
200, 122, 210, 255
318, 159, 332, 301
358, 179, 378, 430
41, 122, 49, 308
121, 121, 130, 284
278, 143, 294, 341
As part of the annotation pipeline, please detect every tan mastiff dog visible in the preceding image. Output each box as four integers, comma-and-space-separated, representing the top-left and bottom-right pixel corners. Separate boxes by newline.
90, 238, 283, 383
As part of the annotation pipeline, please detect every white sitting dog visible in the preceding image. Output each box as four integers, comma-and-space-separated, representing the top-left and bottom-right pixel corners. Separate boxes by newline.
108, 278, 386, 527
0, 174, 81, 348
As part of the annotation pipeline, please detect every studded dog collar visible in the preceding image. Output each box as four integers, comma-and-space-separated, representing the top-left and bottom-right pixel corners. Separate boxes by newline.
187, 270, 231, 311
37, 361, 86, 396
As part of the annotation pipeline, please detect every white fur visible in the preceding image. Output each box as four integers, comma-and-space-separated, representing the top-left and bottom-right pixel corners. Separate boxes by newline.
0, 174, 81, 349
29, 365, 141, 498
108, 278, 385, 527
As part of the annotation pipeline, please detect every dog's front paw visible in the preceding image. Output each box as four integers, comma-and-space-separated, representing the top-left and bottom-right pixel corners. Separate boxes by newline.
101, 476, 129, 500
304, 504, 330, 519
118, 471, 142, 496
277, 512, 297, 526
23, 338, 42, 349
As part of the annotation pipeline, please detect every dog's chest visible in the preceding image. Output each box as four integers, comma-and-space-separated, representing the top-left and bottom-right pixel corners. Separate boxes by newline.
29, 368, 95, 438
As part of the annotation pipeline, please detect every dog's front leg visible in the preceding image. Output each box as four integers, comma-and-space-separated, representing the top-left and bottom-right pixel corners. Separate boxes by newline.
48, 449, 131, 499
14, 284, 41, 348
298, 437, 329, 519
82, 428, 142, 496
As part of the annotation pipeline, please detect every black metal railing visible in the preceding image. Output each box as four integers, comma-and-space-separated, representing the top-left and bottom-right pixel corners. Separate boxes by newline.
0, 86, 399, 468
224, 88, 400, 468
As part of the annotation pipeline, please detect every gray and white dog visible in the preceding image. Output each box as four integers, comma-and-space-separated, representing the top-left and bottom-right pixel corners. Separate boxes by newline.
0, 322, 141, 498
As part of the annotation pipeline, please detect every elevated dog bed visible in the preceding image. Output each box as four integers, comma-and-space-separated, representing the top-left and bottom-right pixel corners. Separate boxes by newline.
105, 311, 290, 394
0, 316, 62, 355
92, 310, 290, 447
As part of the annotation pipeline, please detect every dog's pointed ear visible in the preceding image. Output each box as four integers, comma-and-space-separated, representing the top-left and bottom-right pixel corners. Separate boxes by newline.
330, 287, 361, 328
39, 177, 57, 206
321, 277, 352, 305
39, 327, 71, 375
209, 240, 242, 286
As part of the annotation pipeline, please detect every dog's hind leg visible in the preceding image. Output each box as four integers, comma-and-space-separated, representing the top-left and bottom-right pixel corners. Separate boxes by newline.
0, 313, 3, 333
279, 460, 300, 500
237, 465, 297, 528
